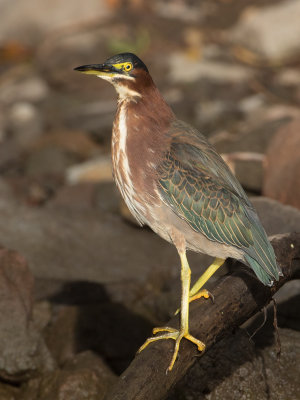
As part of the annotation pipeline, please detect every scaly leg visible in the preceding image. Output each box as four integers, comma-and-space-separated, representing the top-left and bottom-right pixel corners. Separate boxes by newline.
189, 257, 225, 300
174, 257, 225, 315
138, 250, 205, 371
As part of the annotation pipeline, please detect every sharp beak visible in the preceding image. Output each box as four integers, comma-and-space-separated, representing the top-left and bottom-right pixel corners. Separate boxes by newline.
74, 63, 121, 77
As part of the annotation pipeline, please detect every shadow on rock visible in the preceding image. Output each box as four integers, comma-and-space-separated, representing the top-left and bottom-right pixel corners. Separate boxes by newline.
46, 280, 153, 374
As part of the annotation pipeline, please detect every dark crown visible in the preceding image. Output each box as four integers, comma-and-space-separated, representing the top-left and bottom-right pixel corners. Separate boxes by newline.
105, 53, 148, 72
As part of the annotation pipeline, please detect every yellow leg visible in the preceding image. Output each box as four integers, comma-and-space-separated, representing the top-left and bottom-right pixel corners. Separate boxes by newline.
138, 251, 205, 371
189, 257, 225, 298
174, 257, 224, 315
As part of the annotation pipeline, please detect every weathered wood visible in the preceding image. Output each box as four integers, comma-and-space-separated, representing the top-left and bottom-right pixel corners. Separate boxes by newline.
105, 232, 300, 400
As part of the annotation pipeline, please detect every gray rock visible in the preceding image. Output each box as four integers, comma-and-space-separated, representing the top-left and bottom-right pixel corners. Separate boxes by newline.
0, 247, 54, 382
230, 0, 300, 62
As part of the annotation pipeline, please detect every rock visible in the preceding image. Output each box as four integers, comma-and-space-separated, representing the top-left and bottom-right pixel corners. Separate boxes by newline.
259, 104, 300, 122
22, 351, 116, 400
276, 68, 300, 87
94, 182, 121, 214
0, 139, 23, 170
43, 295, 152, 373
230, 0, 300, 62
65, 99, 115, 143
0, 0, 111, 44
0, 75, 49, 105
65, 155, 112, 185
168, 328, 300, 400
0, 188, 298, 289
24, 129, 102, 181
212, 116, 291, 192
30, 130, 101, 160
48, 183, 97, 210
0, 384, 18, 400
195, 100, 241, 128
44, 305, 79, 366
155, 1, 203, 22
0, 247, 54, 382
263, 119, 300, 209
0, 192, 198, 285
275, 280, 300, 331
0, 178, 14, 202
7, 102, 43, 149
25, 147, 77, 178
169, 53, 252, 84
234, 156, 263, 194
251, 197, 300, 236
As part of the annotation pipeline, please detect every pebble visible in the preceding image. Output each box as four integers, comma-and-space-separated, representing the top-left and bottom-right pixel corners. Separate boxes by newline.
8, 102, 43, 148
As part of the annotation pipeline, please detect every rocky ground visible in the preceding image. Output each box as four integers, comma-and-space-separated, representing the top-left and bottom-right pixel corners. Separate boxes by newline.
0, 0, 300, 399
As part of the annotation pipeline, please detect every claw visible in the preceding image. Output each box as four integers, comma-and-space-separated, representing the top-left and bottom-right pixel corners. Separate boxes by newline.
174, 288, 213, 315
153, 326, 177, 334
138, 327, 205, 371
190, 289, 214, 304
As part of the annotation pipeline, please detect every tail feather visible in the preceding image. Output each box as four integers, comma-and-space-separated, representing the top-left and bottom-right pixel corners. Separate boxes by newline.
244, 251, 278, 286
243, 208, 282, 286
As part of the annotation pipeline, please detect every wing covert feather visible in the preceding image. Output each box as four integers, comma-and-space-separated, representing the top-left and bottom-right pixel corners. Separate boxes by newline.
158, 148, 254, 250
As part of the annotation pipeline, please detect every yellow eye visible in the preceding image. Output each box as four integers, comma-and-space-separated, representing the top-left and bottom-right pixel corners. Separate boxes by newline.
124, 63, 132, 72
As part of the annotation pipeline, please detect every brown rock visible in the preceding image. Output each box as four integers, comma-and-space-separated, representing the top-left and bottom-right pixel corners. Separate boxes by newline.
263, 119, 300, 209
168, 328, 300, 400
47, 183, 97, 210
0, 247, 54, 382
0, 384, 18, 400
251, 197, 300, 236
212, 117, 289, 192
30, 130, 101, 160
22, 351, 116, 400
44, 306, 79, 366
44, 296, 152, 374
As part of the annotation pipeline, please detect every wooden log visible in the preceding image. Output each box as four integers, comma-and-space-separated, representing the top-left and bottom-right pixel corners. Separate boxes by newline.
105, 232, 300, 400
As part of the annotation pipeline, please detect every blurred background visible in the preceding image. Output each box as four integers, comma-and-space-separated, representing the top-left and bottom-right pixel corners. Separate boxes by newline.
0, 0, 299, 399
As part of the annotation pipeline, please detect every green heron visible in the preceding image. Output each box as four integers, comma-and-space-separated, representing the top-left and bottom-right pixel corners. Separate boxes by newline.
74, 53, 282, 371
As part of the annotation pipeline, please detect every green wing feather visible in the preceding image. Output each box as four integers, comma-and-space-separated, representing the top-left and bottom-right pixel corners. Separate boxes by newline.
158, 120, 281, 285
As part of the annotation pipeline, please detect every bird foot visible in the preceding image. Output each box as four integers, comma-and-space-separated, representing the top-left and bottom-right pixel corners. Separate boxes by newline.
138, 326, 205, 372
190, 288, 214, 303
174, 289, 213, 315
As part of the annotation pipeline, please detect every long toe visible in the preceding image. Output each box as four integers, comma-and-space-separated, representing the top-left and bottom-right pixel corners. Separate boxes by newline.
138, 327, 206, 371
175, 288, 213, 316
189, 288, 214, 304
138, 330, 178, 353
